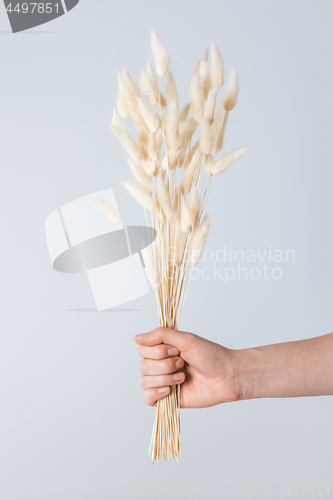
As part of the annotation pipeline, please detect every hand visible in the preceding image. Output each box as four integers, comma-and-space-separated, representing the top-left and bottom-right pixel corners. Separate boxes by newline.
134, 326, 240, 408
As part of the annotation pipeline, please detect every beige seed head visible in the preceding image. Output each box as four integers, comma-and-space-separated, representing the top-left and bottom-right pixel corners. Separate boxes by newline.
179, 118, 197, 154
211, 43, 224, 88
204, 86, 218, 124
138, 97, 160, 132
150, 30, 170, 77
179, 102, 191, 122
199, 117, 213, 155
165, 98, 181, 151
199, 59, 211, 100
192, 49, 209, 76
211, 146, 249, 176
190, 73, 203, 123
110, 124, 141, 160
140, 155, 156, 176
180, 194, 192, 233
191, 214, 211, 266
93, 196, 122, 224
147, 62, 167, 109
183, 147, 201, 193
187, 185, 200, 227
122, 181, 155, 211
148, 131, 158, 161
127, 157, 152, 193
112, 108, 124, 129
161, 149, 183, 170
213, 105, 228, 153
156, 174, 173, 220
122, 69, 143, 129
183, 141, 199, 169
166, 71, 178, 104
223, 68, 239, 111
117, 73, 128, 118
203, 153, 214, 175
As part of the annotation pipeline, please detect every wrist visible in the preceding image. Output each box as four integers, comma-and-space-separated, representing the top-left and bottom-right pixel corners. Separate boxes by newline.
232, 347, 266, 401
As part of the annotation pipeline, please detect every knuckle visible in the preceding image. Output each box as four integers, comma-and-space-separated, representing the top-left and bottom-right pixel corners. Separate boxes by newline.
144, 389, 154, 406
165, 357, 175, 372
156, 344, 166, 358
139, 358, 147, 374
157, 326, 168, 336
162, 374, 171, 385
139, 376, 146, 389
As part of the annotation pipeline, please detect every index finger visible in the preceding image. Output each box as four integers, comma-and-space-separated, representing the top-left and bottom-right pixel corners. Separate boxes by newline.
137, 344, 179, 360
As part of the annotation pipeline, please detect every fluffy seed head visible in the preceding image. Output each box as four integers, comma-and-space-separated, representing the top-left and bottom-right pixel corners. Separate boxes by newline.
138, 97, 160, 132
223, 69, 239, 111
179, 118, 197, 154
199, 59, 211, 100
211, 43, 224, 88
213, 105, 228, 153
122, 181, 155, 210
166, 71, 178, 104
110, 125, 141, 159
150, 30, 170, 77
112, 108, 124, 129
187, 185, 200, 227
147, 62, 167, 109
93, 196, 122, 224
165, 98, 181, 151
191, 214, 211, 266
192, 49, 209, 76
183, 147, 201, 193
127, 158, 152, 193
179, 103, 191, 122
203, 154, 214, 175
211, 146, 249, 176
180, 194, 192, 233
199, 117, 213, 154
204, 86, 218, 124
122, 69, 143, 129
117, 73, 128, 118
155, 175, 173, 220
190, 73, 203, 122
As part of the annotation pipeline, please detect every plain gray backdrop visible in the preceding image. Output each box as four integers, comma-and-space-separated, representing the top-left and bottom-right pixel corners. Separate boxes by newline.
1, 1, 333, 498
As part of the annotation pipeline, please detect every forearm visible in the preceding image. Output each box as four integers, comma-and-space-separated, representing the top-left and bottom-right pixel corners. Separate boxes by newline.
234, 333, 333, 400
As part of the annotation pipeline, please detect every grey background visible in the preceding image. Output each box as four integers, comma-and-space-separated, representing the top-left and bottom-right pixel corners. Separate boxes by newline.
1, 1, 333, 498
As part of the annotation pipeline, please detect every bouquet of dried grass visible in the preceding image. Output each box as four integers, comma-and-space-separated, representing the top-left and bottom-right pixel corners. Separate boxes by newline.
111, 30, 248, 462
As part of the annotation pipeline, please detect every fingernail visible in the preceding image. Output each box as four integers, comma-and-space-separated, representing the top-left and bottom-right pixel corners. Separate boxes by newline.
175, 359, 183, 369
167, 347, 178, 356
173, 372, 184, 381
157, 387, 169, 394
134, 333, 149, 340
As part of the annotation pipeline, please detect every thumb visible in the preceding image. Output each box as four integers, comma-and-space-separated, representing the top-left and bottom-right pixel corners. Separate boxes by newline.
134, 326, 197, 352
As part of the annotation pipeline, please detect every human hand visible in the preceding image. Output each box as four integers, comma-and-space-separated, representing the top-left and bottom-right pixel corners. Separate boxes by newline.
134, 327, 240, 408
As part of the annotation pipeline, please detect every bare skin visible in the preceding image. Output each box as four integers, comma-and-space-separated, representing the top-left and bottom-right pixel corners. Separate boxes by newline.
134, 327, 333, 408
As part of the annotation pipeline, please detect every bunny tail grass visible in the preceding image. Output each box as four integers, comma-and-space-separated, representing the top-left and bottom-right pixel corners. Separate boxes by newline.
93, 196, 122, 224
111, 32, 248, 463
